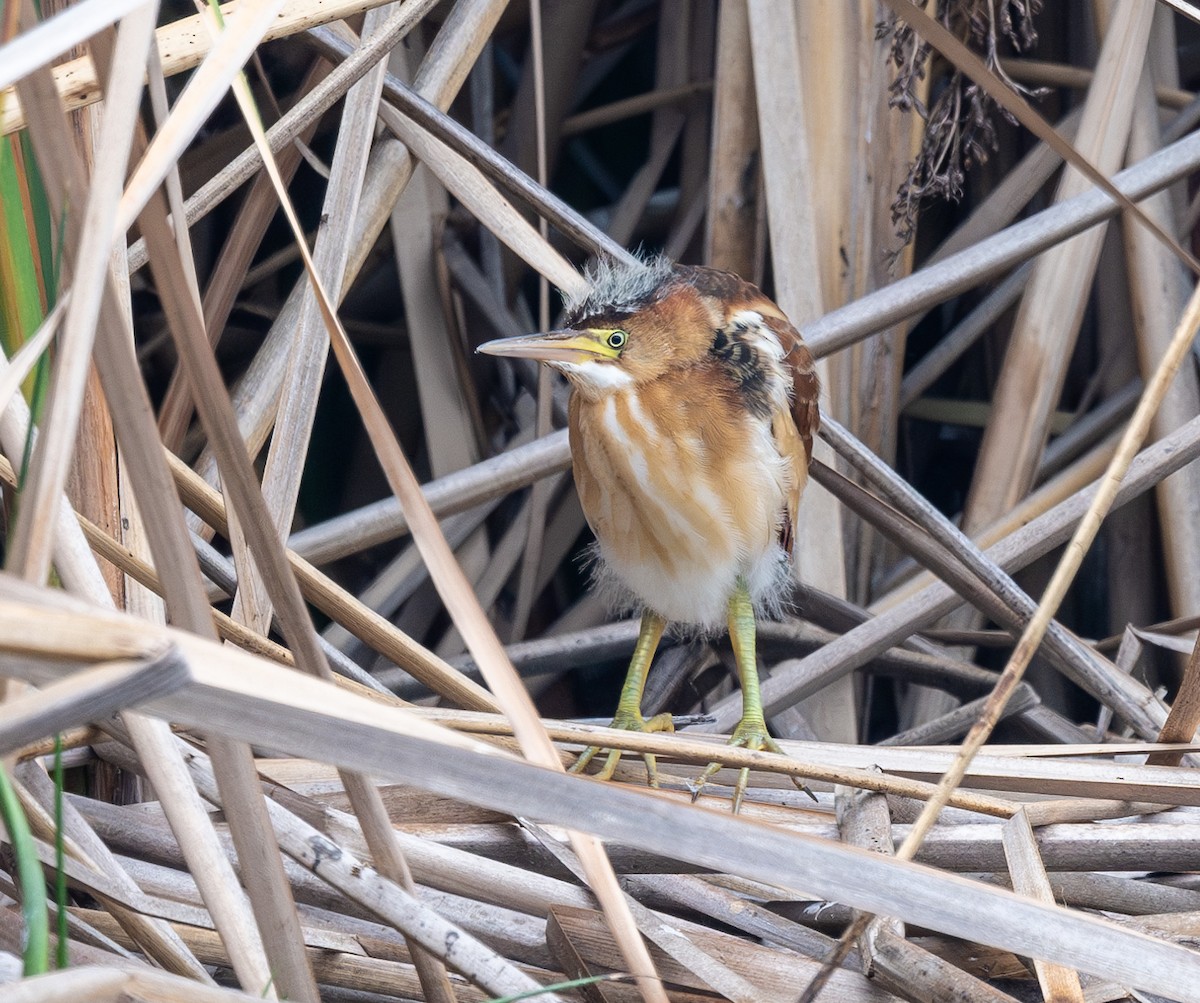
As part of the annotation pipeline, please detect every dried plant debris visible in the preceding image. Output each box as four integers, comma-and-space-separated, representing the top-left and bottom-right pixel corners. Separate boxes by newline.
881, 0, 1044, 245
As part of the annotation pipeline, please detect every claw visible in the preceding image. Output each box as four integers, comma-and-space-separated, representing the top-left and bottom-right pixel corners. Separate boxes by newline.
689, 718, 807, 812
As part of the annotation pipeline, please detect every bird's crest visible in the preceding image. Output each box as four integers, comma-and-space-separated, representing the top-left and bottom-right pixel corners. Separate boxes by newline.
562, 253, 677, 322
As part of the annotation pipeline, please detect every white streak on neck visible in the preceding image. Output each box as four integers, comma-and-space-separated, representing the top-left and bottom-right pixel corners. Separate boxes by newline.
555, 360, 635, 394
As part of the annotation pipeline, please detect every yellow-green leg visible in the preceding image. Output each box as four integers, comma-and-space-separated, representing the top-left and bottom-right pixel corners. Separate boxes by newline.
570, 609, 674, 785
692, 578, 790, 812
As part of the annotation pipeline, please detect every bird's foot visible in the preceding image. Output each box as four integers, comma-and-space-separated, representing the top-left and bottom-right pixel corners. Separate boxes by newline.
569, 709, 675, 786
689, 717, 812, 813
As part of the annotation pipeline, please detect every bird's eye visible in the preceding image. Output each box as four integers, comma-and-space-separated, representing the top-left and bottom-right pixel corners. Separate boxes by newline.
606, 330, 627, 350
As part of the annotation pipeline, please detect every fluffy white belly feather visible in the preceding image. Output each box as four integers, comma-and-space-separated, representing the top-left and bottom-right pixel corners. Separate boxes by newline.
576, 393, 793, 629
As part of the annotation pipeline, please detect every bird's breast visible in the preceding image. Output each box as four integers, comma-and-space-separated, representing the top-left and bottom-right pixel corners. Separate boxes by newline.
568, 369, 792, 627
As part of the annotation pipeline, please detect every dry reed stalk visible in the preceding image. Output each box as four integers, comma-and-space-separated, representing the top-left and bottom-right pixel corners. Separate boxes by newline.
432, 615, 1002, 704
561, 81, 712, 138
1146, 632, 1200, 768
811, 23, 1200, 983
1121, 9, 1200, 623
231, 7, 392, 637
1001, 56, 1194, 109
803, 126, 1200, 357
1001, 809, 1084, 1002
11, 760, 210, 980
387, 38, 496, 652
842, 1, 927, 609
547, 903, 895, 1003
388, 57, 481, 479
620, 872, 839, 961
704, 411, 1200, 738
485, 717, 1200, 805
2, 966, 273, 1003
502, 0, 599, 214
71, 380, 122, 608
746, 0, 853, 744
888, 213, 1200, 859
138, 153, 321, 1003
506, 0, 554, 645
0, 0, 147, 90
835, 789, 1006, 1003
897, 263, 1030, 424
157, 59, 332, 453
186, 0, 510, 532
161, 23, 457, 994
150, 22, 636, 280
283, 428, 569, 565
0, 661, 179, 755
0, 0, 395, 136
5, 5, 153, 584
125, 5, 440, 276
10, 7, 1200, 999
213, 45, 661, 998
880, 685, 1039, 747
800, 0, 889, 734
75, 913, 501, 1001
72, 773, 1200, 882
164, 450, 500, 709
1038, 382, 1138, 479
808, 463, 1039, 642
817, 417, 1116, 711
524, 819, 768, 1003
704, 0, 761, 278
13, 53, 279, 1000
321, 508, 495, 659
597, 10, 692, 251
9, 579, 1200, 995
181, 746, 557, 1001
115, 1, 288, 235
1095, 227, 1161, 650
885, 0, 1198, 273
475, 488, 543, 639
111, 765, 594, 921
946, 1, 1152, 533
674, 2, 714, 255
875, 432, 1120, 609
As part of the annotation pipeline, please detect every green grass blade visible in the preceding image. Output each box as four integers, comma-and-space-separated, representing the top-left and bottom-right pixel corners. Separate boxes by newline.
53, 735, 67, 969
0, 763, 49, 974
0, 136, 46, 358
487, 974, 632, 1002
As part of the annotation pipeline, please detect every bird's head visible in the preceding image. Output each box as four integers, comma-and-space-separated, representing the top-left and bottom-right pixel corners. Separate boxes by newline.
477, 255, 716, 398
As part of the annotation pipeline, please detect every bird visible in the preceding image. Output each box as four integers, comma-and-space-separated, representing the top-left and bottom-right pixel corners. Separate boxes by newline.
477, 254, 819, 811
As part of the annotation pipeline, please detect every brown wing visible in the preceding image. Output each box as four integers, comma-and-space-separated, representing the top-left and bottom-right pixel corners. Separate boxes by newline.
771, 318, 820, 466
761, 314, 819, 556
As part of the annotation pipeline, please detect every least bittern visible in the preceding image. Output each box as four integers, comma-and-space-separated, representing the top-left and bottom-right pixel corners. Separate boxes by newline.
479, 255, 819, 810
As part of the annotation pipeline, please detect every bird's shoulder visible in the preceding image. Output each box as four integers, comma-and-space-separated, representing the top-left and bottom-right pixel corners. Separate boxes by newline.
678, 266, 820, 462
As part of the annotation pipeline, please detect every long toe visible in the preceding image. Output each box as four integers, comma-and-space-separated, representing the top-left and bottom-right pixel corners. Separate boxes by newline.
568, 745, 602, 774
641, 752, 661, 788
570, 711, 675, 786
690, 717, 783, 811
758, 734, 816, 800
594, 747, 625, 782
731, 766, 752, 814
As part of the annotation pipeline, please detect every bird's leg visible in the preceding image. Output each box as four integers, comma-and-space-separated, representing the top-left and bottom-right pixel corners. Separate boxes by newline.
570, 608, 674, 785
692, 578, 789, 812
